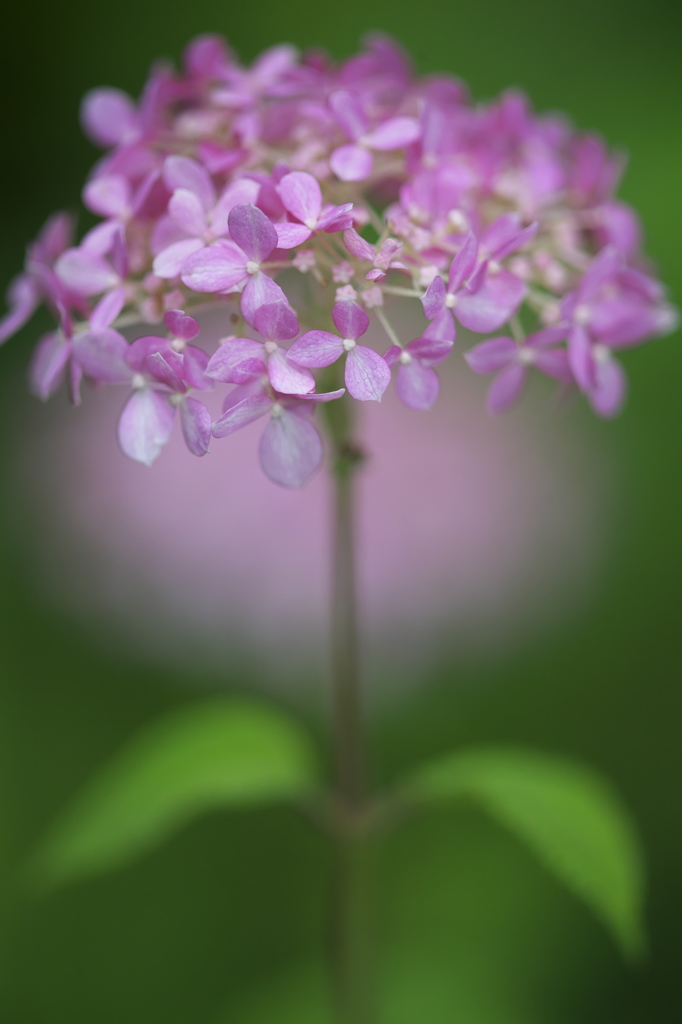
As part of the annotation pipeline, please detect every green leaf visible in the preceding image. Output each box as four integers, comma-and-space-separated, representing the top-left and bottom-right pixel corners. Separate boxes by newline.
402, 747, 645, 958
31, 698, 319, 887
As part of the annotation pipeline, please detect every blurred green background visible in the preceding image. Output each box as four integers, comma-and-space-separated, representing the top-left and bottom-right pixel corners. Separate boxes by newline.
1, 0, 680, 1021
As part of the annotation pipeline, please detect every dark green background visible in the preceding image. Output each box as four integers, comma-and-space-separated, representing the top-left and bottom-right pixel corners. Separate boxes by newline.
1, 1, 680, 1021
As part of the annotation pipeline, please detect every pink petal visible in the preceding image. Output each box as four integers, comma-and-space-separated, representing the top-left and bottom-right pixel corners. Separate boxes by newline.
254, 302, 299, 343
343, 228, 375, 262
28, 332, 71, 399
364, 117, 421, 151
578, 246, 620, 303
90, 287, 126, 330
133, 170, 170, 220
145, 352, 185, 392
206, 338, 265, 383
241, 272, 288, 327
81, 220, 121, 256
181, 345, 212, 390
486, 363, 527, 415
210, 178, 261, 235
0, 275, 39, 345
278, 172, 322, 226
55, 249, 118, 296
332, 300, 369, 341
288, 330, 344, 368
534, 349, 573, 382
495, 222, 538, 261
344, 345, 391, 401
212, 393, 272, 438
330, 145, 373, 182
267, 348, 315, 394
480, 214, 522, 257
228, 204, 277, 262
396, 360, 439, 410
181, 242, 247, 292
456, 271, 526, 332
589, 357, 627, 418
83, 175, 131, 218
153, 239, 206, 280
421, 275, 446, 320
290, 388, 345, 403
163, 155, 216, 212
180, 397, 212, 456
464, 337, 516, 375
329, 90, 367, 140
169, 189, 207, 237
259, 410, 323, 488
275, 223, 312, 248
72, 328, 131, 383
568, 324, 595, 391
117, 389, 176, 466
317, 203, 354, 232
164, 310, 200, 341
383, 345, 401, 369
80, 88, 139, 147
423, 307, 456, 343
405, 336, 453, 366
448, 232, 478, 293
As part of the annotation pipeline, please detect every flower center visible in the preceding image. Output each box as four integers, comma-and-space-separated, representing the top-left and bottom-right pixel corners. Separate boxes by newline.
131, 373, 146, 390
445, 292, 458, 309
264, 341, 278, 354
246, 261, 260, 275
574, 304, 591, 325
517, 347, 535, 365
399, 350, 412, 365
343, 338, 356, 351
592, 343, 611, 365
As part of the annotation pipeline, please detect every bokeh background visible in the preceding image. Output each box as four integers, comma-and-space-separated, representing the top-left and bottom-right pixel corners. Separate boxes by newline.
1, 1, 680, 1021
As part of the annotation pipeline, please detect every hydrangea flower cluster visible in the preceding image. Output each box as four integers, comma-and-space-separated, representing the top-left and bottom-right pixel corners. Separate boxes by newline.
1, 34, 676, 486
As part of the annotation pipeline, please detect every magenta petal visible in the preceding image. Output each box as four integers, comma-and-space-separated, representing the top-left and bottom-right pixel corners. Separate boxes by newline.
55, 249, 118, 296
163, 155, 216, 212
164, 309, 200, 341
254, 301, 299, 342
464, 337, 516, 375
228, 204, 277, 262
83, 175, 131, 218
0, 275, 39, 345
456, 271, 526, 332
568, 324, 594, 391
480, 214, 522, 257
288, 330, 344, 368
383, 345, 401, 369
212, 393, 272, 437
72, 328, 131, 383
423, 307, 456, 343
80, 88, 138, 147
396, 360, 439, 410
182, 345, 211, 389
448, 232, 479, 293
278, 172, 322, 225
589, 357, 627, 418
206, 339, 265, 383
275, 223, 312, 248
291, 388, 345, 402
169, 189, 207, 236
117, 389, 175, 465
344, 346, 391, 401
152, 238, 205, 279
180, 397, 212, 456
343, 228, 375, 261
29, 332, 71, 399
181, 242, 247, 291
241, 272, 288, 327
495, 222, 538, 260
421, 275, 446, 320
267, 349, 315, 394
145, 351, 185, 392
259, 410, 322, 488
317, 203, 354, 232
364, 117, 421, 151
486, 363, 527, 415
330, 145, 373, 182
332, 300, 369, 340
90, 287, 126, 330
406, 336, 454, 365
579, 245, 620, 303
534, 349, 573, 382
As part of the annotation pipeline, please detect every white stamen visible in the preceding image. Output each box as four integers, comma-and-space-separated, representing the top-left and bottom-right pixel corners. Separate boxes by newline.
264, 341, 278, 354
170, 338, 186, 352
445, 292, 457, 309
271, 402, 283, 417
574, 303, 591, 325
343, 338, 356, 352
304, 218, 317, 231
246, 260, 260, 275
132, 373, 146, 390
488, 259, 501, 275
517, 347, 535, 365
169, 393, 184, 406
592, 343, 611, 365
399, 350, 412, 365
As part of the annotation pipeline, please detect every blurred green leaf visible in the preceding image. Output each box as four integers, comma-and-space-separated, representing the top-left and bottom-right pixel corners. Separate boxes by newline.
402, 747, 645, 958
31, 698, 320, 886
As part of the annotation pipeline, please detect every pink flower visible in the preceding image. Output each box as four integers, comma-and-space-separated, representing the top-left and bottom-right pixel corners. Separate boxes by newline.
329, 90, 420, 182
384, 336, 454, 410
464, 326, 572, 415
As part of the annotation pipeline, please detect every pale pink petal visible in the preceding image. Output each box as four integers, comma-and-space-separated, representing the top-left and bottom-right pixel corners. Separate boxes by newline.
343, 228, 375, 262
405, 336, 453, 366
456, 271, 526, 332
28, 332, 71, 399
163, 156, 216, 211
278, 172, 322, 226
533, 348, 573, 382
422, 307, 456, 343
55, 249, 118, 296
267, 348, 315, 394
228, 204, 277, 262
153, 239, 206, 279
180, 397, 212, 456
83, 175, 131, 218
332, 300, 369, 340
90, 287, 126, 330
150, 215, 189, 257
0, 275, 39, 345
486, 363, 527, 415
290, 388, 345, 402
589, 357, 627, 418
117, 389, 176, 465
164, 310, 200, 341
182, 345, 212, 390
254, 302, 299, 342
495, 222, 538, 260
145, 352, 185, 392
396, 360, 439, 410
464, 337, 516, 375
330, 145, 373, 182
258, 410, 322, 488
345, 345, 391, 401
72, 328, 131, 383
168, 189, 207, 237
206, 339, 265, 383
81, 220, 121, 256
329, 90, 367, 140
578, 245, 620, 303
275, 223, 312, 248
317, 203, 354, 232
364, 117, 421, 151
241, 272, 288, 327
80, 88, 139, 147
288, 330, 344, 368
448, 232, 479, 293
181, 242, 247, 291
421, 274, 446, 319
568, 324, 595, 391
212, 393, 272, 437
